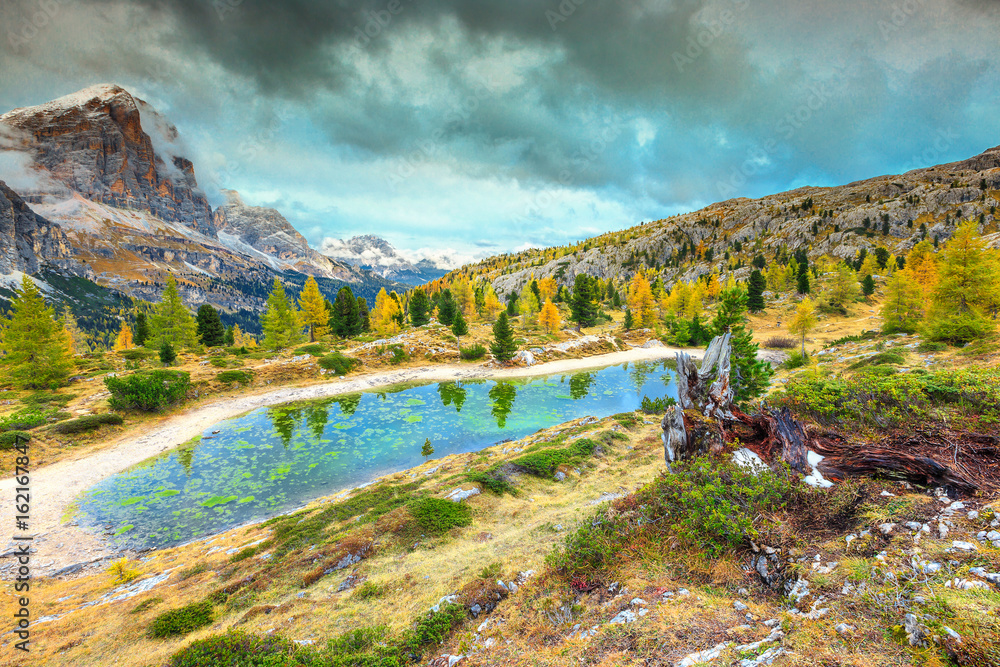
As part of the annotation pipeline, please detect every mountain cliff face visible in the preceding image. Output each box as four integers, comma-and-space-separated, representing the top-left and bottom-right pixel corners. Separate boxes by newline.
321, 234, 449, 285
212, 190, 354, 280
0, 180, 72, 275
0, 84, 214, 236
473, 145, 1000, 298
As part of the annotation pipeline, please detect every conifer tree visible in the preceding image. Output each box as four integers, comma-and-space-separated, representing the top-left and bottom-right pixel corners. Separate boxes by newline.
861, 274, 876, 299
371, 288, 402, 337
114, 324, 135, 351
627, 272, 656, 327
261, 278, 304, 350
880, 270, 924, 334
710, 285, 773, 403
437, 289, 458, 326
330, 286, 362, 338
539, 298, 561, 333
796, 268, 810, 294
357, 297, 370, 332
0, 275, 73, 389
297, 276, 330, 342
570, 274, 599, 330
409, 288, 431, 327
150, 275, 199, 350
747, 270, 766, 313
196, 304, 226, 347
623, 308, 634, 330
924, 221, 1000, 343
159, 340, 177, 366
789, 297, 818, 357
134, 311, 150, 347
421, 438, 434, 461
224, 326, 235, 347
490, 312, 518, 364
451, 308, 469, 350
60, 305, 87, 354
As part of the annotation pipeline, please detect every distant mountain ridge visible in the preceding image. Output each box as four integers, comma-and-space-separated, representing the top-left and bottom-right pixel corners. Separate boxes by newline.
446, 144, 1000, 298
321, 234, 449, 285
0, 84, 405, 322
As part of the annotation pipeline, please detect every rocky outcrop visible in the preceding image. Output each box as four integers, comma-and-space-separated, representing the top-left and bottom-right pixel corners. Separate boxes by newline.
488, 144, 1000, 297
0, 84, 214, 236
0, 180, 72, 274
212, 190, 356, 280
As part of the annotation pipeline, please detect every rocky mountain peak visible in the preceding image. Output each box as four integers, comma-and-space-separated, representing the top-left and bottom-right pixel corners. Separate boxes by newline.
0, 179, 72, 275
0, 84, 215, 236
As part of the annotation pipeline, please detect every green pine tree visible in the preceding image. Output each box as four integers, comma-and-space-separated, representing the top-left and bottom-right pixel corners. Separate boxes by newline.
0, 275, 73, 389
623, 307, 634, 330
861, 274, 876, 299
149, 275, 199, 350
569, 274, 599, 330
437, 289, 458, 326
357, 297, 370, 332
159, 340, 177, 366
261, 278, 304, 350
490, 312, 518, 364
409, 288, 431, 327
134, 310, 150, 347
330, 286, 362, 338
747, 270, 766, 312
710, 285, 774, 404
451, 308, 469, 351
196, 304, 226, 347
421, 438, 434, 461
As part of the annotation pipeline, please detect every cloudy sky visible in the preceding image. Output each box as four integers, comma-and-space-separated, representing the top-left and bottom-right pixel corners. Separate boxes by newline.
1, 0, 999, 266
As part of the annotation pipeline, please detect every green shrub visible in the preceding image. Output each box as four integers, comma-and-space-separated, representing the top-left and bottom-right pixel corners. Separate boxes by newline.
640, 395, 677, 414
319, 352, 359, 375
409, 497, 472, 534
917, 340, 948, 353
378, 344, 409, 365
465, 468, 516, 495
784, 350, 809, 369
0, 410, 48, 432
168, 631, 302, 667
50, 413, 123, 434
548, 457, 794, 582
775, 367, 1000, 428
459, 344, 487, 361
22, 391, 72, 408
294, 344, 327, 356
846, 351, 905, 370
216, 370, 253, 385
119, 349, 157, 361
208, 357, 230, 368
105, 370, 190, 412
352, 581, 389, 600
130, 597, 163, 615
407, 603, 466, 652
0, 431, 30, 450
225, 346, 249, 356
148, 601, 214, 638
511, 438, 597, 478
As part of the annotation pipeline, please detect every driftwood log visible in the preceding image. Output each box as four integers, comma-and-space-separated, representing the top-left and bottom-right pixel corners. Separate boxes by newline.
662, 336, 992, 493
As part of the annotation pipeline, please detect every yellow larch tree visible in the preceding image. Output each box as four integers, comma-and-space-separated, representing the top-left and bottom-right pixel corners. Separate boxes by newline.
113, 324, 134, 351
297, 276, 330, 342
371, 288, 402, 337
627, 272, 656, 327
538, 298, 561, 333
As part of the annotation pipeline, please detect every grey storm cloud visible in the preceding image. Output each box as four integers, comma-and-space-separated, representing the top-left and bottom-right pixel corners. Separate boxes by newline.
1, 0, 999, 253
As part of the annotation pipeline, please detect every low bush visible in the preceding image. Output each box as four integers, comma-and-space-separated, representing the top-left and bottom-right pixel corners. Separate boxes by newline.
826, 331, 877, 347
511, 438, 597, 478
784, 350, 809, 369
216, 370, 253, 385
775, 367, 1000, 428
0, 410, 49, 432
167, 630, 303, 666
118, 348, 158, 361
352, 580, 389, 600
225, 346, 249, 356
130, 597, 163, 615
846, 351, 905, 370
409, 498, 472, 534
105, 370, 190, 412
0, 431, 31, 450
465, 468, 516, 495
295, 344, 327, 356
407, 604, 466, 652
764, 336, 797, 349
917, 340, 948, 353
319, 352, 359, 375
460, 344, 487, 361
640, 395, 677, 414
51, 413, 123, 434
378, 344, 409, 365
148, 601, 215, 639
547, 457, 795, 583
22, 391, 72, 408
208, 357, 230, 368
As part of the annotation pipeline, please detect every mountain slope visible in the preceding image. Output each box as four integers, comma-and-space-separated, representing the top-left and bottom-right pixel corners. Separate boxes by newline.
0, 179, 73, 275
448, 145, 1000, 298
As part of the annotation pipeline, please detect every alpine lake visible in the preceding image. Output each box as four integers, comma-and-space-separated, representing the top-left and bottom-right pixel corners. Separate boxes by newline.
77, 360, 678, 550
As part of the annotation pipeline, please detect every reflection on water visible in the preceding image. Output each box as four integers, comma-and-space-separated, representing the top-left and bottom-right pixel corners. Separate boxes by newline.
79, 361, 677, 549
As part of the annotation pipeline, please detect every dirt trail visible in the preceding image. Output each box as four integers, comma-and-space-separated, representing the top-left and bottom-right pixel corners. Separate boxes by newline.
1, 346, 693, 576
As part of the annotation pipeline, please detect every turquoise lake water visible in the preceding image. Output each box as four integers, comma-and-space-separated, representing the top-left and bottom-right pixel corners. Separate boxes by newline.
78, 361, 677, 549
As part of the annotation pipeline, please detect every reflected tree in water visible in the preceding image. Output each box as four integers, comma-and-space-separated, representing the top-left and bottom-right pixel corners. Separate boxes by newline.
489, 382, 517, 428
569, 371, 595, 399
332, 393, 362, 417
438, 381, 468, 413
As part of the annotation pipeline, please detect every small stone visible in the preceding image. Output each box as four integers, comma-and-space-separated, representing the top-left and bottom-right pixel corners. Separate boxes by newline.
733, 601, 748, 612
879, 523, 897, 535
834, 623, 855, 635
952, 540, 978, 551
630, 598, 647, 607
967, 510, 980, 521
608, 609, 637, 624
554, 471, 566, 482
